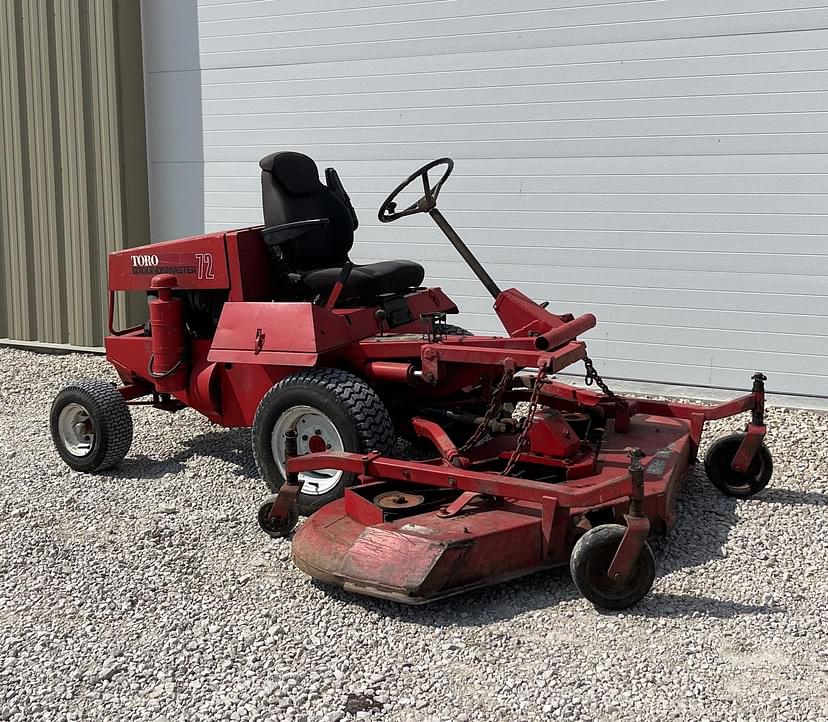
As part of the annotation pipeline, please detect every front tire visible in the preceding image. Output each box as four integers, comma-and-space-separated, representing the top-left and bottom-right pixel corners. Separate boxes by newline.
252, 368, 394, 515
442, 324, 471, 336
50, 380, 133, 472
570, 524, 656, 610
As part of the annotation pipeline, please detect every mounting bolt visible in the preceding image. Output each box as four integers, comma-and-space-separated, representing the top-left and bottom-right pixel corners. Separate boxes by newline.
627, 447, 645, 470
423, 347, 436, 360
627, 447, 646, 517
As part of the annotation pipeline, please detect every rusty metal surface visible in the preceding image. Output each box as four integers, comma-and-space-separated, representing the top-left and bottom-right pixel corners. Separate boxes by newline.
374, 491, 426, 510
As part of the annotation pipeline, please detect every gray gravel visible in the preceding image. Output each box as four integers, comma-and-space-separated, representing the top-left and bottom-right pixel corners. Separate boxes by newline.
0, 346, 826, 722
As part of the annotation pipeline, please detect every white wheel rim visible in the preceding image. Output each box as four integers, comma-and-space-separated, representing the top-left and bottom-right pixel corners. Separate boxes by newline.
271, 405, 345, 496
57, 403, 95, 457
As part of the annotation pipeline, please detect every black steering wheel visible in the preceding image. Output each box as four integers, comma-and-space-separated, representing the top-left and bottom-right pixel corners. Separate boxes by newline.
378, 158, 454, 223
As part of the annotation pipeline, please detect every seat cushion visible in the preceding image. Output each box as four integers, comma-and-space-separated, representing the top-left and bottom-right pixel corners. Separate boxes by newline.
302, 260, 425, 299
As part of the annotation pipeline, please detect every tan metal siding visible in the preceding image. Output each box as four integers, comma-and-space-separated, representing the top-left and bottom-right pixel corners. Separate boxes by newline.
0, 0, 149, 347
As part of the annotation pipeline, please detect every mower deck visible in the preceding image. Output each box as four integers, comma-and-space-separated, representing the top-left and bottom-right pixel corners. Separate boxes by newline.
291, 414, 691, 604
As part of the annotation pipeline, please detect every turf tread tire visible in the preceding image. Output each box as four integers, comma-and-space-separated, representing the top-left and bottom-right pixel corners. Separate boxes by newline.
252, 367, 394, 514
442, 324, 471, 336
50, 380, 133, 472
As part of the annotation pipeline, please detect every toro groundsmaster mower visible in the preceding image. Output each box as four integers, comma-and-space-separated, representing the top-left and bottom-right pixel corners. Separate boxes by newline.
51, 153, 772, 609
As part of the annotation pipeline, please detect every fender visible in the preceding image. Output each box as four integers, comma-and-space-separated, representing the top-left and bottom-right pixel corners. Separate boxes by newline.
208, 302, 352, 365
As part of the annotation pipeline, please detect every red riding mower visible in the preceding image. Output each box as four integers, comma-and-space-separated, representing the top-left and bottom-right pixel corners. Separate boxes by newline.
51, 153, 772, 609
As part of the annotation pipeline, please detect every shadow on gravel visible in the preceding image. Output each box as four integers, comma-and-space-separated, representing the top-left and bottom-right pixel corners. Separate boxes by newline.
756, 487, 827, 507
314, 569, 582, 627
624, 593, 777, 619
113, 428, 257, 480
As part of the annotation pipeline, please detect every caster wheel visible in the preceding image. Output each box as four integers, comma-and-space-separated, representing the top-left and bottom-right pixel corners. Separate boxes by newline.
257, 495, 299, 539
570, 524, 656, 610
704, 433, 773, 498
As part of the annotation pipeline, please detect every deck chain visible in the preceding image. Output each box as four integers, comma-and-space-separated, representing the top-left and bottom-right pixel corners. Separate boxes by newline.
502, 363, 548, 477
459, 365, 515, 453
583, 354, 617, 400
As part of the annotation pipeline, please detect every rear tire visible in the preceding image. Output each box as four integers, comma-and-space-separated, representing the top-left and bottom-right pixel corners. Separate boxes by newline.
252, 368, 394, 515
50, 380, 133, 472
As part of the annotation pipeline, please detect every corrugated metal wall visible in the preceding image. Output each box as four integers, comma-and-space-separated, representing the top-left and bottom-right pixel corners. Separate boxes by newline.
0, 0, 149, 347
184, 0, 828, 397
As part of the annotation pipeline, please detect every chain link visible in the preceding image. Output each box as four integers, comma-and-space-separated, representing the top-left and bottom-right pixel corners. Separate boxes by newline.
459, 365, 515, 453
502, 364, 547, 477
460, 356, 614, 477
583, 354, 617, 400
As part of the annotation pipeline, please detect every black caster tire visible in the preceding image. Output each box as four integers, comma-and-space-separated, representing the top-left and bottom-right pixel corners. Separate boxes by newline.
50, 380, 133, 472
252, 368, 394, 516
570, 524, 656, 610
704, 433, 773, 498
257, 495, 299, 539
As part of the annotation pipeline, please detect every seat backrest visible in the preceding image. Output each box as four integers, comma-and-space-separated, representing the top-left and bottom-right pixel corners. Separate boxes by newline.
259, 151, 356, 269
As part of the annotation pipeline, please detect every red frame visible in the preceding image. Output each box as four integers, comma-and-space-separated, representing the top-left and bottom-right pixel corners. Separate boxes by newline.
101, 222, 768, 603
104, 226, 603, 427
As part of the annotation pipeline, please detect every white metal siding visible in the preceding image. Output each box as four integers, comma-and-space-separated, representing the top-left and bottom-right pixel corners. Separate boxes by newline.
171, 0, 828, 396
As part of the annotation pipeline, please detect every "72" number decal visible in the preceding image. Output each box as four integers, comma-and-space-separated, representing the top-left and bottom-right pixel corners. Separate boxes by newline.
195, 253, 215, 280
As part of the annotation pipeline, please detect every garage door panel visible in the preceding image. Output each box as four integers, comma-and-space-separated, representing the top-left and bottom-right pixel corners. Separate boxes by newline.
431, 269, 828, 300
203, 138, 828, 165
571, 322, 826, 357
559, 357, 826, 395
204, 114, 828, 147
205, 96, 828, 132
200, 8, 828, 53
206, 188, 828, 216
582, 339, 821, 377
200, 9, 828, 69
199, 0, 823, 36
386, 275, 828, 318
204, 154, 828, 177
355, 208, 828, 237
206, 172, 828, 196
353, 243, 828, 278
199, 27, 828, 85
203, 70, 828, 113
201, 51, 828, 101
455, 303, 823, 339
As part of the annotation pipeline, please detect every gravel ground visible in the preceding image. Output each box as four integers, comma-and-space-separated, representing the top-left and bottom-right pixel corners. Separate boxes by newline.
0, 346, 826, 722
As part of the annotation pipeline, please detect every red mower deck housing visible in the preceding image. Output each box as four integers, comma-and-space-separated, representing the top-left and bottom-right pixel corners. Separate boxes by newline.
276, 374, 769, 606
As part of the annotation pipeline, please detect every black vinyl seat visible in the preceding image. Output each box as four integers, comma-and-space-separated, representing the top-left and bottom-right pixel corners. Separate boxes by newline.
259, 151, 424, 301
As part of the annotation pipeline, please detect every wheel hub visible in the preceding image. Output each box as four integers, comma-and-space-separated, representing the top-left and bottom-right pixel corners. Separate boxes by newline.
272, 405, 344, 497
57, 403, 94, 457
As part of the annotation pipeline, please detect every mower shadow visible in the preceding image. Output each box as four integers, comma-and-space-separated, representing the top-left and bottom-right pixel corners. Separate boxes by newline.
625, 593, 775, 619
114, 428, 258, 481
324, 468, 776, 625
755, 487, 827, 507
